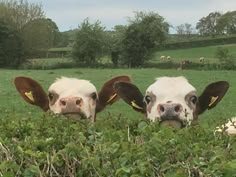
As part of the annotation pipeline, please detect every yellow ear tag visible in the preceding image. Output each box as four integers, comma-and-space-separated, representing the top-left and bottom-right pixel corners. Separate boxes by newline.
131, 100, 143, 110
25, 91, 35, 102
106, 93, 117, 103
209, 96, 219, 107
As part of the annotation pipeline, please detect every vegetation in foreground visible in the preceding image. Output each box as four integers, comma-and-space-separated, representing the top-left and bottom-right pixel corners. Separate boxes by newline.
0, 68, 236, 176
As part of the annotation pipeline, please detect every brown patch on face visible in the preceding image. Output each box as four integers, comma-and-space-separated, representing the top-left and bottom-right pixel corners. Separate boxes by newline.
145, 92, 156, 114
185, 91, 198, 119
48, 91, 59, 106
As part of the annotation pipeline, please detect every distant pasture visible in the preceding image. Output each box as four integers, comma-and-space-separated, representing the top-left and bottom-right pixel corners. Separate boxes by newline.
20, 44, 236, 70
152, 44, 236, 64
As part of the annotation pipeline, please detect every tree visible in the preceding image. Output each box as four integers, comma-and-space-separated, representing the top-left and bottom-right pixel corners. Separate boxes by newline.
21, 18, 60, 58
0, 0, 45, 67
72, 18, 107, 65
0, 0, 45, 29
217, 11, 236, 34
175, 24, 185, 35
108, 25, 127, 67
57, 29, 78, 47
184, 23, 194, 36
0, 19, 24, 67
121, 11, 169, 67
196, 12, 222, 36
175, 23, 195, 37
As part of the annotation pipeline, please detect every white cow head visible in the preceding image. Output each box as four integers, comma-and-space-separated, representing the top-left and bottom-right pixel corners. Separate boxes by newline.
14, 75, 131, 122
47, 77, 98, 119
114, 76, 229, 128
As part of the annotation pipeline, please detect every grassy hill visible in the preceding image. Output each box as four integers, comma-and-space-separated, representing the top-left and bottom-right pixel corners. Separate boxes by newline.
152, 44, 236, 64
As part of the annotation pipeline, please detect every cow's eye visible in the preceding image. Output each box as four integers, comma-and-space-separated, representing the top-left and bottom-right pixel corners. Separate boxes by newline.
144, 95, 151, 104
91, 92, 97, 100
48, 92, 54, 101
190, 95, 197, 104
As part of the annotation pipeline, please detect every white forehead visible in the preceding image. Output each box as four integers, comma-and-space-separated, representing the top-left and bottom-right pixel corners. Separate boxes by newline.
48, 77, 97, 95
146, 76, 196, 97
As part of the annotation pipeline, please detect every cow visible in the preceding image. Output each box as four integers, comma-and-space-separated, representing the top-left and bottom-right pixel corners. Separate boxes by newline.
199, 57, 205, 63
14, 75, 131, 122
166, 56, 171, 62
215, 117, 236, 135
114, 76, 229, 128
160, 56, 166, 60
177, 60, 192, 71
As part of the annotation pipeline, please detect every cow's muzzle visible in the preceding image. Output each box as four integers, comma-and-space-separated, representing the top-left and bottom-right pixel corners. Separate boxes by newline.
158, 103, 185, 128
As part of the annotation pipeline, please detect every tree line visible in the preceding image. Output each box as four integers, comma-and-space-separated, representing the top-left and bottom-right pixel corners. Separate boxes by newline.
72, 10, 236, 68
0, 0, 236, 68
0, 0, 59, 67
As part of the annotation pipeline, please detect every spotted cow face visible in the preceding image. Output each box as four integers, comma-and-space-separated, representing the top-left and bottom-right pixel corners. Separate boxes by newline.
14, 75, 131, 122
114, 76, 229, 128
215, 117, 236, 135
47, 77, 98, 120
144, 77, 198, 127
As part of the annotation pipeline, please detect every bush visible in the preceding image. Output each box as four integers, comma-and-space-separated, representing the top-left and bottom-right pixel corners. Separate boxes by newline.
161, 35, 236, 50
0, 111, 236, 176
215, 47, 236, 70
72, 19, 107, 65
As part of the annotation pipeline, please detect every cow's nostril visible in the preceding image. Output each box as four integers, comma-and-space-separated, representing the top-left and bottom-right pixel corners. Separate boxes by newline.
60, 99, 66, 106
76, 99, 81, 105
175, 105, 180, 112
160, 105, 165, 112
174, 104, 182, 113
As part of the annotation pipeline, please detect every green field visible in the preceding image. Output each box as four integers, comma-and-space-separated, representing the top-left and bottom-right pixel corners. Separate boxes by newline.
152, 44, 236, 64
0, 68, 236, 176
2, 68, 235, 119
20, 58, 75, 69
24, 44, 236, 71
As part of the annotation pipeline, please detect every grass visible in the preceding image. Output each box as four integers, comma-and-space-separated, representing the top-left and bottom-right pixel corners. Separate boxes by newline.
152, 44, 236, 64
20, 58, 75, 69
0, 68, 236, 176
24, 44, 236, 71
1, 68, 235, 125
48, 47, 72, 52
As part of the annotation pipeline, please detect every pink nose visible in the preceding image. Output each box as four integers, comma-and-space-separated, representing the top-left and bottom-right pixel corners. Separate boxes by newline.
157, 103, 183, 119
59, 97, 82, 109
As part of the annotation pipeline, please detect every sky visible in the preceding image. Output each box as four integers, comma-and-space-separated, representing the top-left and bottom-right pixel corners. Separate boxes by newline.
28, 0, 236, 33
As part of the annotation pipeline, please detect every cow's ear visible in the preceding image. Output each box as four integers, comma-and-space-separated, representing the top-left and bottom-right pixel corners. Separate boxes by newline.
96, 75, 131, 113
197, 81, 229, 115
114, 81, 146, 113
14, 76, 49, 111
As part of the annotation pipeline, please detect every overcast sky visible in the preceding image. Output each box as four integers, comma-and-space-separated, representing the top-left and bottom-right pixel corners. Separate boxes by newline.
28, 0, 236, 32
